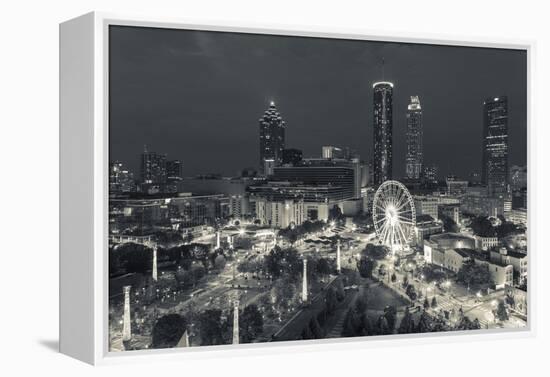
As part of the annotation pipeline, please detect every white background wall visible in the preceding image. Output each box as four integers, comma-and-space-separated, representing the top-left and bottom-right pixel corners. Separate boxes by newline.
1, 0, 548, 375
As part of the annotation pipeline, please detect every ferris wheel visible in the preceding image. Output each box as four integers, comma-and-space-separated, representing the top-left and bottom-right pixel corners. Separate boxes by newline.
372, 180, 416, 253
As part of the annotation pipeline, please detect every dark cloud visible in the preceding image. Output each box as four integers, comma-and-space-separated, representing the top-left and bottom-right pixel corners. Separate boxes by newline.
109, 26, 527, 178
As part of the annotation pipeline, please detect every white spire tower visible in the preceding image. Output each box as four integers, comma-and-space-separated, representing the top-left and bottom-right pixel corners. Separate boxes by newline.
216, 231, 221, 249
177, 330, 190, 347
232, 300, 239, 345
122, 286, 132, 342
336, 239, 341, 273
152, 246, 158, 281
302, 259, 308, 303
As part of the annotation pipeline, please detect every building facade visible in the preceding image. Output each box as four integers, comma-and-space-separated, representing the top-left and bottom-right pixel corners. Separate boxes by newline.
482, 97, 509, 195
140, 147, 167, 185
259, 102, 286, 175
282, 148, 303, 166
405, 96, 423, 180
414, 196, 439, 220
372, 82, 394, 185
255, 199, 306, 228
109, 161, 136, 194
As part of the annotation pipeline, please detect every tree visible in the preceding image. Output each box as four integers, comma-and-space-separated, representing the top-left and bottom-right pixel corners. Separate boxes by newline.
214, 254, 226, 270
316, 258, 332, 275
383, 306, 397, 332
355, 293, 369, 314
342, 309, 359, 337
360, 314, 374, 336
358, 257, 376, 278
198, 309, 224, 345
309, 316, 323, 339
325, 288, 338, 314
457, 260, 492, 288
191, 264, 206, 286
405, 284, 417, 301
175, 268, 194, 287
470, 216, 497, 237
417, 311, 432, 333
240, 304, 264, 343
117, 243, 153, 274
328, 204, 344, 222
264, 246, 301, 279
376, 315, 390, 335
335, 279, 346, 302
301, 325, 314, 340
271, 277, 298, 311
440, 214, 459, 233
362, 244, 388, 260
496, 300, 509, 322
152, 314, 187, 349
398, 307, 415, 334
431, 296, 438, 308
455, 316, 481, 331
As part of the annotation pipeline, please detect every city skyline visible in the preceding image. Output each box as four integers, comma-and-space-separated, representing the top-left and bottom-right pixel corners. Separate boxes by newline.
109, 26, 527, 179
107, 25, 528, 352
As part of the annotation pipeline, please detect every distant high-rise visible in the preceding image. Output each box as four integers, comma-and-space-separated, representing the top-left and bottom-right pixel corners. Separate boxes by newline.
109, 161, 135, 193
259, 101, 286, 175
165, 160, 183, 193
482, 97, 509, 195
166, 160, 183, 182
405, 96, 423, 180
423, 163, 438, 183
140, 145, 167, 185
322, 146, 350, 160
282, 148, 303, 166
372, 82, 394, 185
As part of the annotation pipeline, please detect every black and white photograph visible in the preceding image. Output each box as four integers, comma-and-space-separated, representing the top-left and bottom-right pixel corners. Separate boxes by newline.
107, 25, 527, 352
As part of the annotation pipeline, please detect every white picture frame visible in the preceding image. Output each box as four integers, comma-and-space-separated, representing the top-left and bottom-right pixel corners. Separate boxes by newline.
59, 11, 535, 365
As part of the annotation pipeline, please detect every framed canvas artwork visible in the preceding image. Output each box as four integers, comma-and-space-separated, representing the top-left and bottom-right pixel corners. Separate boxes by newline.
60, 12, 532, 365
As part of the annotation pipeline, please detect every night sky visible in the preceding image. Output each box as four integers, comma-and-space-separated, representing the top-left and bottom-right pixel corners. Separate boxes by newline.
109, 26, 527, 179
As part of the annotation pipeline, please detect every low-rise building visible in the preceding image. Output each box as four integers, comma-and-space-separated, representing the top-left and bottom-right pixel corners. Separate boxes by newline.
490, 248, 528, 285
413, 215, 443, 246
505, 286, 528, 316
474, 235, 499, 251
473, 258, 513, 290
414, 196, 439, 220
461, 194, 504, 217
506, 208, 527, 225
439, 204, 461, 225
255, 199, 306, 228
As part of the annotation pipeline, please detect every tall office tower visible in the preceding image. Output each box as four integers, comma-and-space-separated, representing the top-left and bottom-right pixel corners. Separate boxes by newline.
282, 148, 303, 166
405, 96, 423, 180
140, 145, 167, 185
165, 159, 183, 193
482, 97, 509, 195
372, 82, 394, 186
166, 160, 183, 182
109, 161, 136, 193
423, 163, 438, 184
259, 101, 286, 175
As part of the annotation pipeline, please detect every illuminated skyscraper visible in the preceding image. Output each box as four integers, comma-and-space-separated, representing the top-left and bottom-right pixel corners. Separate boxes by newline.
259, 101, 286, 175
405, 96, 423, 180
482, 97, 509, 195
372, 82, 394, 185
140, 145, 167, 185
109, 161, 136, 194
